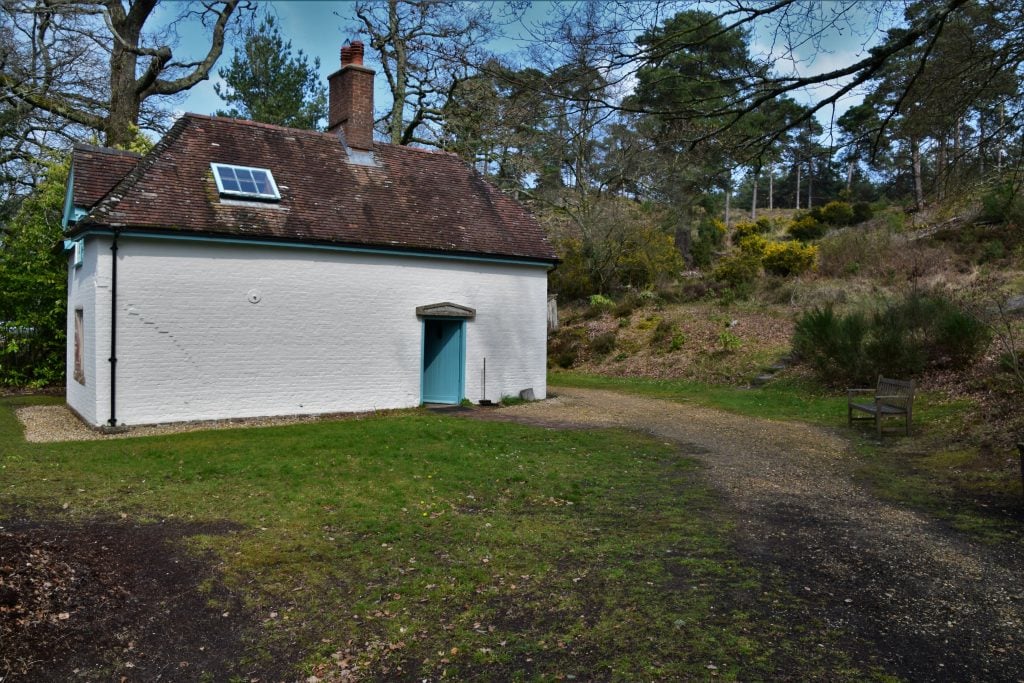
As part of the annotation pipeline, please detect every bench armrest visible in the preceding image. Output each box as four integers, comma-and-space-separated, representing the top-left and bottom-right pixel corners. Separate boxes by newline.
847, 388, 874, 399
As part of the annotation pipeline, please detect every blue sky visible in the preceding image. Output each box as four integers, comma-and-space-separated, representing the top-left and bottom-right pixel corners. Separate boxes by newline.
173, 1, 359, 118
170, 1, 890, 131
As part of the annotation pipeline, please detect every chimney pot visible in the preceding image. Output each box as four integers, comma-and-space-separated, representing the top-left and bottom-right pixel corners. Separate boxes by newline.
350, 41, 364, 66
340, 45, 353, 66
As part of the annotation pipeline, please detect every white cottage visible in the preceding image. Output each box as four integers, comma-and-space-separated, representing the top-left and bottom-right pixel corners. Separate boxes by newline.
62, 42, 557, 429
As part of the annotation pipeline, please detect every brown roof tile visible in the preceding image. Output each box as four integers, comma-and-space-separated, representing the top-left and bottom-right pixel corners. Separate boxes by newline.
72, 115, 556, 263
71, 144, 142, 208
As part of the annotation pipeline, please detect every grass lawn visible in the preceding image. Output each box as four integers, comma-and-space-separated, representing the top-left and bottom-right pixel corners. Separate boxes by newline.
0, 395, 871, 680
549, 371, 967, 428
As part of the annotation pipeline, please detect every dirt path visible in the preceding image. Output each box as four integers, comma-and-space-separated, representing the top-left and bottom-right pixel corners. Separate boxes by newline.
477, 387, 1024, 682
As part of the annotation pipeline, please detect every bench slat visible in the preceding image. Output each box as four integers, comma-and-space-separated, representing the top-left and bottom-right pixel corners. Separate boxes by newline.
846, 375, 915, 437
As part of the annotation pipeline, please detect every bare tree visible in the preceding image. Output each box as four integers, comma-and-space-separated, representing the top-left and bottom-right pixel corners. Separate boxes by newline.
352, 0, 507, 146
0, 0, 253, 149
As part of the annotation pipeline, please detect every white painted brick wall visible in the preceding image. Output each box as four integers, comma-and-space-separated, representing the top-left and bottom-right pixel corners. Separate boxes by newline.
66, 237, 104, 426
69, 236, 549, 426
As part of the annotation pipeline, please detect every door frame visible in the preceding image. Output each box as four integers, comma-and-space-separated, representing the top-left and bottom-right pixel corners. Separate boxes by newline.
419, 317, 466, 405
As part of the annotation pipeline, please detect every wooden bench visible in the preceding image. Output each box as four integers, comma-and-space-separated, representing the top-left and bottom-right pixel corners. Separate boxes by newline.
847, 376, 915, 438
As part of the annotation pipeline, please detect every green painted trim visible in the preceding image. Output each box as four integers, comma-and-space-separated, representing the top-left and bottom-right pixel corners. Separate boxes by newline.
61, 166, 75, 230
419, 320, 426, 406
459, 319, 467, 402
71, 229, 556, 269
62, 239, 84, 267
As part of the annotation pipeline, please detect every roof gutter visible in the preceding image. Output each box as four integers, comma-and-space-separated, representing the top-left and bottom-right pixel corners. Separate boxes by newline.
68, 226, 559, 268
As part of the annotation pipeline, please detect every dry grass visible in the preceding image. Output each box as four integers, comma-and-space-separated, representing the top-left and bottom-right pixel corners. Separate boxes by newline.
554, 301, 793, 383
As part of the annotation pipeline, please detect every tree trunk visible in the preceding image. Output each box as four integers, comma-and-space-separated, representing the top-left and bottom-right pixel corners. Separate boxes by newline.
104, 0, 152, 148
846, 158, 855, 194
998, 103, 1005, 173
724, 177, 731, 228
768, 164, 774, 211
751, 166, 759, 221
979, 115, 986, 176
911, 136, 925, 211
953, 116, 962, 174
795, 162, 801, 210
937, 136, 947, 200
674, 224, 693, 268
807, 159, 814, 210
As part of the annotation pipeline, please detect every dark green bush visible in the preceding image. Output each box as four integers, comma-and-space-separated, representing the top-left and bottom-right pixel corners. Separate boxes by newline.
865, 308, 929, 377
792, 292, 990, 386
613, 293, 641, 318
932, 302, 992, 366
818, 201, 855, 226
591, 331, 617, 356
549, 237, 592, 301
792, 306, 869, 384
852, 202, 874, 224
788, 214, 827, 240
548, 328, 588, 368
980, 182, 1024, 225
651, 318, 675, 345
692, 216, 727, 267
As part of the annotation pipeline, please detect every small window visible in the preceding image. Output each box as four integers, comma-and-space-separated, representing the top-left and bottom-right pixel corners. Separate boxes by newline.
211, 163, 280, 200
73, 309, 85, 385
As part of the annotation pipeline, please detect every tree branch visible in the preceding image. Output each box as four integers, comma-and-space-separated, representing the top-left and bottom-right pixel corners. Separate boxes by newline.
143, 0, 242, 97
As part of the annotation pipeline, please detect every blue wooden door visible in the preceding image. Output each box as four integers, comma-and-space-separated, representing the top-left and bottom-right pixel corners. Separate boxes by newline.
422, 319, 463, 404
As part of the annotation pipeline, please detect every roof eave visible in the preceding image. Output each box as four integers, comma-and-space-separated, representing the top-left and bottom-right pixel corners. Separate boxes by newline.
67, 224, 559, 265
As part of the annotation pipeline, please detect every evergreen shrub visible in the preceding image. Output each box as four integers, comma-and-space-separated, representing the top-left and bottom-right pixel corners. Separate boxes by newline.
732, 221, 759, 240
692, 217, 727, 267
792, 292, 991, 385
762, 241, 817, 277
651, 318, 675, 344
711, 252, 761, 298
852, 202, 874, 224
818, 201, 855, 226
591, 331, 618, 356
787, 214, 827, 240
980, 182, 1024, 225
736, 234, 769, 257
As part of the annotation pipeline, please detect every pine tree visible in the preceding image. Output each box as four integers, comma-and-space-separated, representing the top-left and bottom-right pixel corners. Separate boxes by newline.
214, 16, 328, 130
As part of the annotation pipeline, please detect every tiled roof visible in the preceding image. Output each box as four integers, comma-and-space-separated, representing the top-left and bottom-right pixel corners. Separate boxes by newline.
71, 115, 557, 263
71, 144, 142, 208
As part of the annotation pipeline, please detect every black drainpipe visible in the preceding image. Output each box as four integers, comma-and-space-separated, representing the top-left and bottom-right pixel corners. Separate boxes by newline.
108, 230, 119, 428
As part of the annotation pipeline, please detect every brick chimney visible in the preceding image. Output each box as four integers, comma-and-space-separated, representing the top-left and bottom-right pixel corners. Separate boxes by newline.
328, 41, 375, 150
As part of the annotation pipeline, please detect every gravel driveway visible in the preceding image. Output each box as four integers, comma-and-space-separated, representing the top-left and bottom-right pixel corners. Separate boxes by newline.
478, 387, 1024, 682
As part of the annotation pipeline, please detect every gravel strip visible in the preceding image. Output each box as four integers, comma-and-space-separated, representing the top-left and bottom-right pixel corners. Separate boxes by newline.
16, 405, 339, 443
479, 386, 1024, 682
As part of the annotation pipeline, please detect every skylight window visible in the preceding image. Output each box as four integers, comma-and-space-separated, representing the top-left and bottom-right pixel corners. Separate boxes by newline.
211, 163, 280, 200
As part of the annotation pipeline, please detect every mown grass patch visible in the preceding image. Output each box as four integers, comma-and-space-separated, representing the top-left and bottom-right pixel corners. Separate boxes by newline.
0, 396, 877, 680
850, 442, 1024, 544
550, 370, 967, 430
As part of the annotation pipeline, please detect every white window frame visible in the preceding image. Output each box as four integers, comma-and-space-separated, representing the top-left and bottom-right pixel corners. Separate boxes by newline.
210, 162, 281, 201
